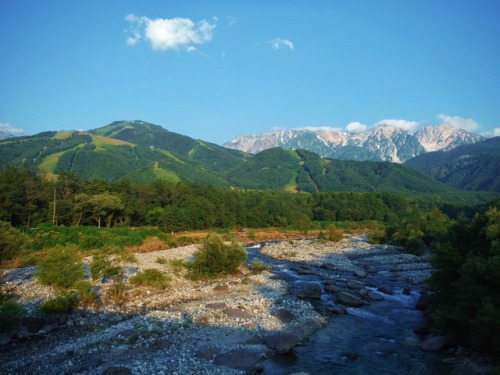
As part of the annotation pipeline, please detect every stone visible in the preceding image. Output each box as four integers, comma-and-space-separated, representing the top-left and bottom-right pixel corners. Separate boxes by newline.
214, 348, 266, 371
85, 353, 102, 368
154, 338, 171, 349
118, 328, 136, 338
213, 285, 230, 293
102, 367, 133, 375
404, 337, 420, 347
326, 305, 347, 314
110, 344, 129, 355
0, 333, 10, 345
297, 283, 322, 299
420, 335, 447, 351
273, 309, 295, 323
353, 269, 367, 278
402, 287, 412, 295
195, 346, 222, 360
366, 265, 379, 273
324, 284, 342, 293
23, 317, 45, 333
367, 291, 384, 301
265, 332, 300, 353
336, 292, 364, 307
416, 293, 432, 311
347, 281, 363, 290
377, 287, 394, 295
206, 302, 227, 309
320, 263, 335, 270
222, 308, 253, 320
413, 318, 433, 335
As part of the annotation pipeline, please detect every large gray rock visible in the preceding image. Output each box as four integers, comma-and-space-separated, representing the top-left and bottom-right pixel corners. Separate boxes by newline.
265, 332, 300, 353
420, 335, 446, 351
297, 283, 322, 299
336, 292, 364, 307
214, 348, 266, 371
273, 309, 295, 323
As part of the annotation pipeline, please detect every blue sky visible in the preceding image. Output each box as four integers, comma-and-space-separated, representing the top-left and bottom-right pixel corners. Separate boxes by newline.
1, 0, 499, 144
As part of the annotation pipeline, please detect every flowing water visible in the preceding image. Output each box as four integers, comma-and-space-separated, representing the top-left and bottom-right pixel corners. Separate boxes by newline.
246, 240, 447, 375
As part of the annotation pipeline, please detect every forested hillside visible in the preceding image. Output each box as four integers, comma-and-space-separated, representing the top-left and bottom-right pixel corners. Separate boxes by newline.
0, 120, 480, 195
405, 137, 500, 192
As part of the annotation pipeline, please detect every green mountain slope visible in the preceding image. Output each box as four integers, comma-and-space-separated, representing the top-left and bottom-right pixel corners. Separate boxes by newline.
0, 120, 462, 195
405, 137, 500, 192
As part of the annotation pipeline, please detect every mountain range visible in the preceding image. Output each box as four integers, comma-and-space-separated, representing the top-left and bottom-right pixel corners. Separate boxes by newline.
0, 120, 498, 195
224, 124, 484, 163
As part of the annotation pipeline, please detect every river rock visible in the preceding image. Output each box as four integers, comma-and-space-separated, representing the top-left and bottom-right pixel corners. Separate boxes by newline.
324, 284, 342, 293
297, 283, 322, 299
223, 308, 253, 320
336, 292, 364, 307
416, 293, 432, 311
0, 333, 10, 345
326, 305, 347, 314
347, 280, 363, 290
377, 287, 394, 295
420, 335, 446, 351
367, 291, 384, 301
273, 309, 295, 323
110, 344, 129, 355
353, 269, 367, 278
320, 263, 335, 270
265, 332, 300, 353
213, 285, 230, 293
102, 367, 133, 375
206, 302, 227, 309
214, 348, 266, 371
196, 346, 222, 360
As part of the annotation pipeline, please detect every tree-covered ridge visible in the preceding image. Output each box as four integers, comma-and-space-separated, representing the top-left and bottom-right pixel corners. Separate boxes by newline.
405, 136, 500, 192
0, 120, 497, 194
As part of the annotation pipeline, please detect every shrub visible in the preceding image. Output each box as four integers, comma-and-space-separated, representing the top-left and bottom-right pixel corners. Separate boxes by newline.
108, 273, 128, 307
249, 259, 271, 274
169, 258, 186, 276
90, 255, 120, 281
73, 280, 99, 308
35, 245, 84, 289
39, 292, 79, 315
0, 221, 30, 265
155, 256, 168, 265
130, 269, 169, 289
188, 233, 246, 279
0, 299, 25, 330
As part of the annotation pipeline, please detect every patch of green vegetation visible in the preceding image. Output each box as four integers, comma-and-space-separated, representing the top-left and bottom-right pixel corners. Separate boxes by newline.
249, 259, 271, 274
0, 298, 25, 330
39, 292, 79, 315
35, 245, 84, 289
187, 233, 247, 279
130, 268, 170, 289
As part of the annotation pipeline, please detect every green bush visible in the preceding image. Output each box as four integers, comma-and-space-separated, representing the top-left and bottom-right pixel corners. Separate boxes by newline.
155, 256, 168, 265
188, 233, 246, 279
72, 280, 99, 308
0, 221, 30, 264
35, 245, 84, 289
0, 299, 25, 330
39, 292, 79, 315
130, 268, 170, 289
90, 254, 120, 281
249, 259, 271, 274
169, 258, 186, 276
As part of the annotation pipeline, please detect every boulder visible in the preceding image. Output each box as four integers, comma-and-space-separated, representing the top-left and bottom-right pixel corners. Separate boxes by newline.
353, 269, 367, 278
273, 309, 295, 323
297, 283, 322, 299
336, 292, 364, 307
347, 281, 363, 290
367, 291, 384, 301
324, 284, 342, 293
213, 285, 230, 293
223, 308, 253, 320
265, 332, 300, 353
214, 348, 266, 371
420, 335, 446, 351
326, 305, 347, 314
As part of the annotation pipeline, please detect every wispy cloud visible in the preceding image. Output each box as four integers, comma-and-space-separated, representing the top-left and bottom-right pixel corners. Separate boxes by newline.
0, 122, 25, 136
375, 119, 418, 131
346, 122, 367, 133
268, 38, 295, 50
125, 14, 216, 51
437, 114, 479, 132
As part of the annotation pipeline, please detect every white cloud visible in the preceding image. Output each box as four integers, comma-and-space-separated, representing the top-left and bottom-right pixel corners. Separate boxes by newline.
375, 119, 418, 131
295, 126, 342, 132
0, 123, 25, 136
268, 38, 294, 50
494, 128, 500, 137
346, 122, 367, 133
186, 46, 197, 53
437, 114, 479, 132
227, 16, 237, 27
125, 14, 216, 51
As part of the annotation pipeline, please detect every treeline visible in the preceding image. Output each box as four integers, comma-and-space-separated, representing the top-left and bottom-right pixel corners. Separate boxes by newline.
0, 165, 464, 234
